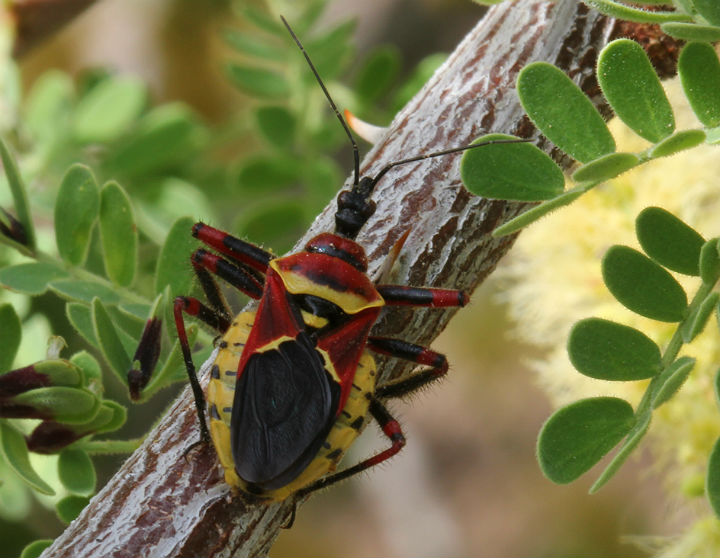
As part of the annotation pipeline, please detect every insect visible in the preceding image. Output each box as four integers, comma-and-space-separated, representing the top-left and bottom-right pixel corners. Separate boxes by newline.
171, 16, 522, 504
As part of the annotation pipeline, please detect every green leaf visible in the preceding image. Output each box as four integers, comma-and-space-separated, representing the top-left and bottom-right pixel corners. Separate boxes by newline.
597, 39, 675, 143
99, 181, 137, 286
602, 245, 688, 322
694, 0, 720, 25
517, 62, 615, 163
237, 154, 301, 192
0, 422, 54, 494
107, 305, 145, 338
24, 70, 73, 142
700, 238, 720, 284
237, 199, 306, 251
92, 297, 131, 383
0, 262, 68, 295
301, 156, 342, 207
650, 129, 707, 158
707, 126, 720, 145
568, 318, 661, 381
70, 350, 102, 387
636, 206, 705, 276
537, 397, 635, 484
237, 5, 285, 35
155, 216, 197, 297
92, 400, 127, 433
681, 292, 719, 342
13, 386, 100, 424
0, 303, 21, 372
652, 356, 695, 409
679, 42, 720, 128
103, 103, 202, 178
355, 46, 401, 104
33, 360, 83, 387
254, 106, 296, 149
589, 409, 650, 493
585, 0, 691, 23
571, 152, 640, 183
20, 540, 53, 558
707, 436, 720, 519
492, 189, 584, 237
49, 279, 121, 305
661, 22, 720, 42
226, 64, 290, 99
292, 0, 326, 32
55, 495, 90, 524
0, 138, 35, 250
303, 20, 355, 79
54, 164, 100, 266
460, 134, 564, 201
73, 76, 146, 143
58, 448, 96, 495
222, 29, 286, 61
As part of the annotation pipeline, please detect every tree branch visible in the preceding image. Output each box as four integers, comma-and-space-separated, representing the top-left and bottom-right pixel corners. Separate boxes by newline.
41, 2, 619, 556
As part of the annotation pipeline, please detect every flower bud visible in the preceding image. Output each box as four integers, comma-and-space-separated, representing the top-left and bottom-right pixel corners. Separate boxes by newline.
128, 318, 162, 400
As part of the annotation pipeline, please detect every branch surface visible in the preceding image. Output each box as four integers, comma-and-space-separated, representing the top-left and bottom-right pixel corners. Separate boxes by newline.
41, 1, 618, 557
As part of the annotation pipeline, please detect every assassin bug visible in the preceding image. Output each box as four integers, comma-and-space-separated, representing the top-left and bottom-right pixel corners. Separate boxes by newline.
170, 16, 525, 504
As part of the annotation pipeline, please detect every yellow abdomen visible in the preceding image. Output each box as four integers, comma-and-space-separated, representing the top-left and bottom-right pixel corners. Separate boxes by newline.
206, 311, 377, 500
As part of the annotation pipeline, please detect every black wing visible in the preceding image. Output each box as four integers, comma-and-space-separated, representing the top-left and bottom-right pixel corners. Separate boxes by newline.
231, 331, 340, 490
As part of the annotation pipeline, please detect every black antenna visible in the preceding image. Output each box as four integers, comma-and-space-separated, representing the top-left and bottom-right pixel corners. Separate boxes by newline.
280, 15, 360, 186
368, 138, 532, 192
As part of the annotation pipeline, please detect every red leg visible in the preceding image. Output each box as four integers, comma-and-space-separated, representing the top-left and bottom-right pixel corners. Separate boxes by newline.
367, 337, 448, 398
376, 284, 469, 308
192, 222, 272, 274
295, 399, 405, 498
192, 249, 264, 301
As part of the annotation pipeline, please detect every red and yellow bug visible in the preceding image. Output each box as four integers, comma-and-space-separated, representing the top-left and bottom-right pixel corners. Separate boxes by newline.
167, 16, 519, 504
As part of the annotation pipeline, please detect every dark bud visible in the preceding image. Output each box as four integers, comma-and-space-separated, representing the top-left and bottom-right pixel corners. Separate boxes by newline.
0, 360, 82, 402
128, 318, 162, 400
0, 365, 51, 399
26, 421, 84, 454
0, 207, 28, 246
0, 401, 51, 419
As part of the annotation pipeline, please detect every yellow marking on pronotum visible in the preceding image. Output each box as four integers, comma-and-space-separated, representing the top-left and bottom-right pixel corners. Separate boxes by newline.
271, 260, 384, 315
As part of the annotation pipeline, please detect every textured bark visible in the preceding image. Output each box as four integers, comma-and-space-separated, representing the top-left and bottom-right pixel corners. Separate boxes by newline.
42, 2, 619, 557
